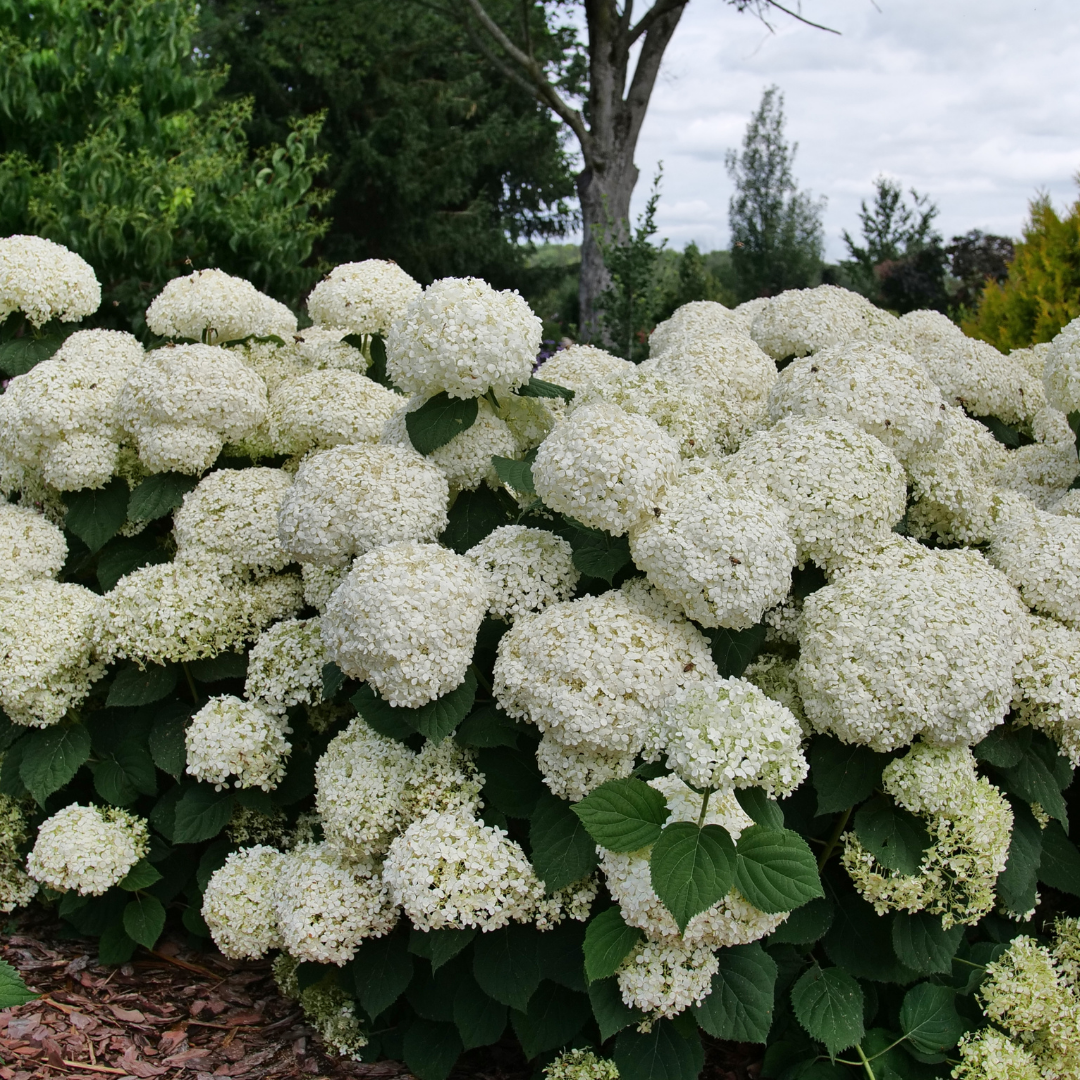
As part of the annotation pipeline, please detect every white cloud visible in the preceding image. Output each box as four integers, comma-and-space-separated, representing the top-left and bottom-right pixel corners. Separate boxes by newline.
605, 0, 1080, 258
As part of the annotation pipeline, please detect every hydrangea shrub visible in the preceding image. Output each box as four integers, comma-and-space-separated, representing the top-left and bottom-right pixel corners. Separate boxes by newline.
2, 237, 1080, 1080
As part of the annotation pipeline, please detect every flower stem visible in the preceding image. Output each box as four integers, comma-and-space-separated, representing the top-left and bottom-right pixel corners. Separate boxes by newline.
818, 806, 853, 870
856, 1044, 876, 1080
181, 662, 201, 707
697, 789, 712, 828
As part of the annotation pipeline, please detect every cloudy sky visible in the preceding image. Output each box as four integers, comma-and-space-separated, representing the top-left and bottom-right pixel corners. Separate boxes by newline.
601, 0, 1080, 259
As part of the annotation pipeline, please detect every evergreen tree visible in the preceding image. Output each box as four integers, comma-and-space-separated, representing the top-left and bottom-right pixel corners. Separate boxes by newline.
964, 189, 1080, 350
725, 86, 826, 302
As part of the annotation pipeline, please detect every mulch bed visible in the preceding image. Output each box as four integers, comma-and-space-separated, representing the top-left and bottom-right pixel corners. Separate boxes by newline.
1, 912, 761, 1080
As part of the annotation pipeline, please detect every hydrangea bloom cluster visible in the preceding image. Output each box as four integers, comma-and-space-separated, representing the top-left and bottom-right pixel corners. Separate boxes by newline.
26, 804, 148, 895
202, 845, 284, 958
617, 938, 719, 1020
534, 734, 637, 802
386, 277, 542, 399
1012, 615, 1080, 765
0, 795, 38, 913
146, 268, 297, 344
0, 235, 101, 326
306, 259, 422, 336
321, 541, 487, 706
749, 284, 889, 359
185, 695, 292, 791
1042, 315, 1080, 413
0, 504, 66, 585
0, 330, 143, 490
843, 744, 1013, 926
537, 344, 636, 391
244, 617, 326, 714
533, 400, 680, 535
117, 344, 269, 473
466, 525, 579, 621
277, 443, 448, 565
648, 300, 732, 356
545, 1049, 620, 1080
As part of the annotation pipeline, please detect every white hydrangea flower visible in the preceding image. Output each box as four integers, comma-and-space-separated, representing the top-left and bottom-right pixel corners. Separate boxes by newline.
186, 694, 291, 791
1012, 615, 1080, 766
545, 1049, 620, 1080
843, 744, 1013, 927
315, 719, 417, 859
533, 400, 680, 536
750, 285, 891, 359
245, 617, 326, 715
648, 300, 734, 357
934, 336, 1043, 426
466, 525, 579, 621
320, 541, 487, 707
617, 938, 718, 1020
953, 1028, 1042, 1080
1010, 340, 1053, 381
720, 417, 906, 571
173, 467, 293, 575
766, 339, 947, 464
382, 394, 518, 490
744, 653, 809, 733
273, 841, 398, 965
277, 443, 448, 566
798, 549, 1025, 751
0, 504, 66, 585
0, 235, 100, 326
659, 675, 807, 797
117, 344, 269, 474
301, 561, 349, 612
1041, 314, 1080, 414
994, 440, 1079, 509
202, 845, 284, 959
628, 470, 795, 629
537, 344, 635, 394
387, 276, 541, 399
269, 369, 401, 454
297, 983, 369, 1061
399, 738, 485, 822
0, 795, 38, 914
146, 268, 297, 345
640, 333, 777, 453
307, 260, 422, 336
1032, 403, 1074, 446
1051, 489, 1080, 518
494, 584, 716, 754
601, 775, 786, 947
989, 507, 1080, 629
0, 580, 108, 727
0, 330, 143, 490
383, 805, 543, 931
103, 558, 303, 666
496, 392, 557, 451
534, 876, 601, 930
291, 326, 369, 372
229, 338, 310, 395
728, 296, 773, 336
534, 733, 637, 802
26, 804, 148, 895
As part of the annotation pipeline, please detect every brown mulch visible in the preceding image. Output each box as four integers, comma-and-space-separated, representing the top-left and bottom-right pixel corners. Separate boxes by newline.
1, 913, 760, 1080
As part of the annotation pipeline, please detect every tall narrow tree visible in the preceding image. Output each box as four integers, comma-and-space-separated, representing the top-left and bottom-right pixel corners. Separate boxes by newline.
445, 1, 836, 334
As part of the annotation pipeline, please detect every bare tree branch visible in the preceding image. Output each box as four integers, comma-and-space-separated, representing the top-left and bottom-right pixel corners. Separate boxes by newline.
627, 0, 689, 47
760, 0, 840, 35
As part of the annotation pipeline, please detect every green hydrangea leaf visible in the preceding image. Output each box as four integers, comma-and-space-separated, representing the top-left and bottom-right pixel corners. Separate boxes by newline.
491, 455, 535, 495
614, 1019, 704, 1080
733, 826, 823, 915
854, 796, 932, 875
516, 376, 574, 401
106, 662, 179, 707
791, 965, 865, 1056
406, 391, 478, 454
20, 722, 92, 806
530, 793, 600, 894
123, 893, 166, 949
899, 983, 966, 1056
64, 477, 129, 552
583, 906, 643, 984
692, 942, 777, 1044
127, 472, 198, 522
810, 737, 892, 816
649, 821, 736, 932
572, 777, 668, 852
0, 960, 37, 1008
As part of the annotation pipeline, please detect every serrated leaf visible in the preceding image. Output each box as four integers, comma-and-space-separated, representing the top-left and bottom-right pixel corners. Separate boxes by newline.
614, 1019, 704, 1080
516, 376, 575, 401
995, 799, 1043, 917
92, 742, 158, 806
148, 704, 190, 779
19, 723, 92, 806
650, 821, 736, 932
1038, 820, 1080, 896
409, 927, 476, 973
693, 943, 777, 1043
973, 725, 1028, 768
899, 983, 965, 1055
0, 333, 63, 376
123, 893, 166, 949
406, 391, 479, 454
454, 974, 506, 1049
995, 747, 1069, 827
127, 472, 198, 522
403, 1018, 462, 1080
733, 826, 823, 914
472, 924, 540, 1012
891, 912, 965, 975
96, 536, 170, 591
823, 889, 916, 984
351, 927, 414, 1019
810, 737, 891, 816
584, 906, 644, 983
351, 683, 417, 743
491, 455, 535, 495
455, 704, 522, 749
530, 793, 600, 894
735, 787, 785, 829
538, 919, 588, 992
769, 896, 835, 946
440, 484, 518, 554
172, 784, 234, 844
118, 858, 164, 892
572, 777, 669, 852
854, 796, 932, 875
588, 977, 643, 1041
97, 924, 138, 966
704, 623, 768, 678
973, 413, 1033, 448
106, 662, 179, 707
186, 652, 248, 683
0, 736, 29, 799
410, 669, 477, 744
565, 523, 632, 584
511, 982, 590, 1059
791, 966, 865, 1056
476, 745, 546, 818
0, 959, 37, 1007
321, 661, 345, 700
64, 477, 129, 553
